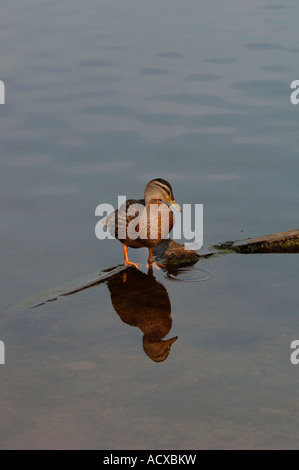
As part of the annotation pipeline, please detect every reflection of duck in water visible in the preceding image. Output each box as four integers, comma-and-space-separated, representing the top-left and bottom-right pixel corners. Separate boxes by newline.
106, 268, 178, 362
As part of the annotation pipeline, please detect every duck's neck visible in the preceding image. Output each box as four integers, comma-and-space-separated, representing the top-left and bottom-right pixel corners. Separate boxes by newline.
145, 198, 163, 208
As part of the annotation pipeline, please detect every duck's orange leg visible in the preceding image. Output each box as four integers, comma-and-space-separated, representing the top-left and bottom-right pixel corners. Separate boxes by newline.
148, 247, 154, 266
147, 247, 165, 270
123, 244, 140, 269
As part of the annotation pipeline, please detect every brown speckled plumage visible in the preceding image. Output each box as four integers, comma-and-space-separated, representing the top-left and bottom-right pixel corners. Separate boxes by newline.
103, 179, 181, 268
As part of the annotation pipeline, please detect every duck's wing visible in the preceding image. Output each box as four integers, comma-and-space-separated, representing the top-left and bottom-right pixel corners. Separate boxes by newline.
105, 199, 145, 240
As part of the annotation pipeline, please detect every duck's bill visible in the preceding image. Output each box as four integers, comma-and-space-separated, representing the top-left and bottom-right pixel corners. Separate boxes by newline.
165, 197, 181, 212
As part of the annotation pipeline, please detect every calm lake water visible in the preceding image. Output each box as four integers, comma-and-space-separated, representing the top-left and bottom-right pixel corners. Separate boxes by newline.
0, 0, 299, 449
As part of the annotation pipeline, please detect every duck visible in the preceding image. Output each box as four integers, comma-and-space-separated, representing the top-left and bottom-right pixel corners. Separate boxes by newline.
103, 178, 181, 268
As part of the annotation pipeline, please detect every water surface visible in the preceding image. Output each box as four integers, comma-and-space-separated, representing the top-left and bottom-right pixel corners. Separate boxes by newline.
0, 0, 298, 449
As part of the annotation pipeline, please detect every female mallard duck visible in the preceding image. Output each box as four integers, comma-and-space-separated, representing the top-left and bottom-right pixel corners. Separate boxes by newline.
103, 178, 181, 268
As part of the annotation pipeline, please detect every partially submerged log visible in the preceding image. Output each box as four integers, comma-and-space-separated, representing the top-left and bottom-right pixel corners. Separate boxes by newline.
25, 264, 128, 309
215, 229, 299, 254
154, 230, 299, 262
18, 229, 298, 310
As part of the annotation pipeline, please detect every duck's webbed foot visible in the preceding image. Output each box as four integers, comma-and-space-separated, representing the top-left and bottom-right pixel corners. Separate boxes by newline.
147, 247, 165, 270
146, 262, 165, 271
125, 260, 140, 269
123, 244, 140, 269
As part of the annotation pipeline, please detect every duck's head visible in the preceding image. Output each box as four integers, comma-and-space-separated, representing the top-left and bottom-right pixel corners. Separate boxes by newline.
144, 178, 181, 212
143, 336, 178, 362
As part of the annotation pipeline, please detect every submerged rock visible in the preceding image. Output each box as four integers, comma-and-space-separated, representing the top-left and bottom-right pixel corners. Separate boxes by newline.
153, 238, 200, 264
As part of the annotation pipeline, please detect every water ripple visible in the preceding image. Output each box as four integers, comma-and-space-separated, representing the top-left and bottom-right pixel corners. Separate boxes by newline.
164, 266, 212, 283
